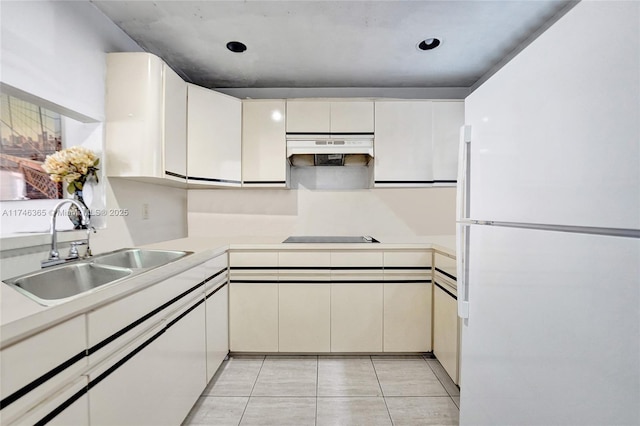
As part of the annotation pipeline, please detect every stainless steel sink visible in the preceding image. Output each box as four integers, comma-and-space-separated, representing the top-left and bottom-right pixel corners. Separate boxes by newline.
3, 248, 192, 306
91, 248, 191, 269
4, 263, 132, 305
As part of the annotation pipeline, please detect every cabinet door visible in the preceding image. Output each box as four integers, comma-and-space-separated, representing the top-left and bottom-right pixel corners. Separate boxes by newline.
331, 283, 383, 352
163, 64, 187, 181
432, 101, 464, 185
106, 53, 164, 179
279, 284, 330, 352
383, 283, 431, 352
374, 101, 434, 186
229, 283, 279, 352
187, 84, 242, 186
286, 100, 330, 133
206, 284, 229, 381
433, 283, 459, 384
89, 296, 206, 426
242, 100, 287, 187
330, 101, 374, 133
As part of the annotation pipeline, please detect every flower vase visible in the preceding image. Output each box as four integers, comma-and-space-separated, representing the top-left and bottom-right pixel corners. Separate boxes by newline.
68, 190, 90, 229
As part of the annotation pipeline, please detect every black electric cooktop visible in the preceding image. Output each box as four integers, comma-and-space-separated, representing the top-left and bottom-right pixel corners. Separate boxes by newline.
282, 236, 380, 243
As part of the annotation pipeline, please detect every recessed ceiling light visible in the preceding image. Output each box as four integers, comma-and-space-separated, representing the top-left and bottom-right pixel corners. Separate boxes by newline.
226, 41, 247, 53
418, 38, 441, 51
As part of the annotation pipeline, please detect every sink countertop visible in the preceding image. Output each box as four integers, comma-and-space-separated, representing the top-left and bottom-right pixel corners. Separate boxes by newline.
1, 235, 455, 347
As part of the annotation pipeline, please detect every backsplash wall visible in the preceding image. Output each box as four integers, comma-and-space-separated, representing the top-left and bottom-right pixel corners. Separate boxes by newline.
188, 187, 456, 241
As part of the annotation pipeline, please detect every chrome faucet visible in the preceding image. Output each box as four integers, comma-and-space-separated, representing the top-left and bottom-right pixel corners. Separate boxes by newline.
42, 199, 91, 268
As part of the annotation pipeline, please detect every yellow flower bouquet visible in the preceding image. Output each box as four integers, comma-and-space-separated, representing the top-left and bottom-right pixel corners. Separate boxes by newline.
42, 146, 100, 194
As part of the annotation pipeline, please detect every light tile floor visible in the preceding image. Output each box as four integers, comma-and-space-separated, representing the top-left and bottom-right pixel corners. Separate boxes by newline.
183, 354, 459, 426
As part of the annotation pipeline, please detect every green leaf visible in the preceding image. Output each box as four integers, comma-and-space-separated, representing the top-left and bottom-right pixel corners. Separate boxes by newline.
94, 158, 100, 166
76, 181, 83, 190
67, 182, 76, 194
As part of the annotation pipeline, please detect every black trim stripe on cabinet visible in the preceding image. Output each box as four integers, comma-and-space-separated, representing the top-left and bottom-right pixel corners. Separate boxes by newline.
0, 351, 86, 410
383, 266, 432, 271
35, 280, 231, 425
231, 266, 430, 271
34, 386, 88, 426
0, 267, 227, 413
375, 180, 457, 184
88, 268, 227, 355
187, 176, 241, 184
286, 132, 375, 136
165, 171, 187, 179
435, 267, 457, 281
434, 281, 458, 300
242, 181, 286, 185
230, 279, 431, 284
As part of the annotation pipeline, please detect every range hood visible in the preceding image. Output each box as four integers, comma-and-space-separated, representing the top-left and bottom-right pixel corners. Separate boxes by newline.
286, 134, 373, 167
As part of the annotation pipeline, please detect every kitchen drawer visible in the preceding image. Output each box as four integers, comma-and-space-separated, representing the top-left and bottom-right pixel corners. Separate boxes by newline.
229, 251, 278, 268
434, 252, 457, 285
0, 316, 87, 421
383, 250, 431, 268
87, 264, 207, 362
331, 251, 383, 267
4, 376, 89, 426
278, 251, 330, 267
279, 251, 331, 281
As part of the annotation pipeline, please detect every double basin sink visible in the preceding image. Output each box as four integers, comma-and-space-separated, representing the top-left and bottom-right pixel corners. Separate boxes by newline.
3, 248, 192, 306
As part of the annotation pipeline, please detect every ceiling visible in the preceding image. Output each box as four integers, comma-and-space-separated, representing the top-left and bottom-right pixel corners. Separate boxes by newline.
91, 0, 575, 90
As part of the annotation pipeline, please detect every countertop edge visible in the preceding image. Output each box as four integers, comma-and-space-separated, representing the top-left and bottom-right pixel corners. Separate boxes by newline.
1, 237, 455, 347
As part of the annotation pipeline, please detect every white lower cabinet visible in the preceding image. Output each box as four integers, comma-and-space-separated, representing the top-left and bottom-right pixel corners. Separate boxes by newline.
433, 283, 459, 384
330, 283, 383, 352
383, 283, 432, 352
89, 295, 206, 426
206, 283, 229, 381
229, 283, 279, 352
0, 316, 87, 422
278, 284, 331, 352
8, 377, 89, 426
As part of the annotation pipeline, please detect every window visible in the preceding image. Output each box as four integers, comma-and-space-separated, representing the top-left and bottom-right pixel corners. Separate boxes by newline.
0, 93, 63, 200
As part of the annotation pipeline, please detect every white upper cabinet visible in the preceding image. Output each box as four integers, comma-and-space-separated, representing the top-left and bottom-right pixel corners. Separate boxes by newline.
105, 52, 187, 186
286, 100, 374, 134
286, 100, 330, 133
187, 84, 242, 187
432, 101, 465, 184
374, 100, 434, 186
242, 100, 287, 187
328, 101, 374, 133
374, 100, 464, 187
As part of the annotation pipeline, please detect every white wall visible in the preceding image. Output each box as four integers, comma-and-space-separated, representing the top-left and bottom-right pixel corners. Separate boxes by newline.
188, 187, 456, 242
0, 0, 188, 274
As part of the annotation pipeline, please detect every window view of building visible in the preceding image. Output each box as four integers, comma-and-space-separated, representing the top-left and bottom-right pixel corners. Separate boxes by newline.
0, 93, 63, 200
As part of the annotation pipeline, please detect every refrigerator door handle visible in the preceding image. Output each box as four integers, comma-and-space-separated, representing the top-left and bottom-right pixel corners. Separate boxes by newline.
456, 125, 471, 319
456, 125, 472, 222
457, 223, 470, 319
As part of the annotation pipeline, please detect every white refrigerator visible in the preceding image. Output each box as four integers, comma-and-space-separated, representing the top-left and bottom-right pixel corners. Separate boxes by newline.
456, 2, 639, 425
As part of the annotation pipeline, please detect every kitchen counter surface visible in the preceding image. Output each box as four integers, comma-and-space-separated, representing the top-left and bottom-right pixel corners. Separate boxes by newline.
1, 235, 455, 347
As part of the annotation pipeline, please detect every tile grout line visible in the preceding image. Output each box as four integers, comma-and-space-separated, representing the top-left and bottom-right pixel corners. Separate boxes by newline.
421, 356, 460, 412
237, 355, 266, 426
370, 356, 395, 426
